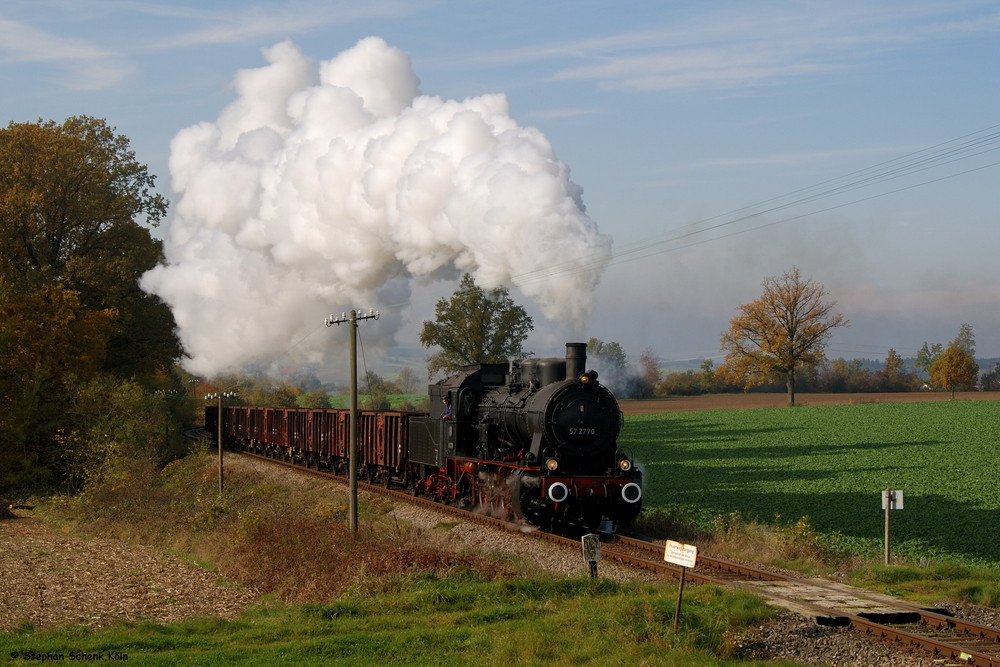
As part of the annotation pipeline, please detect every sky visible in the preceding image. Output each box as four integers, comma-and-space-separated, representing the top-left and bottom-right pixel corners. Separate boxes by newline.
4, 0, 1000, 376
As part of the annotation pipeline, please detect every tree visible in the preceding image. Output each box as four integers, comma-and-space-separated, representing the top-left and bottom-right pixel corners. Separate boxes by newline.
719, 267, 848, 406
0, 116, 179, 383
298, 389, 332, 409
364, 371, 391, 410
980, 364, 1000, 391
587, 338, 627, 371
914, 342, 943, 383
396, 367, 419, 394
875, 348, 912, 392
419, 274, 533, 376
699, 359, 716, 391
637, 347, 660, 398
0, 117, 181, 498
952, 322, 976, 357
930, 343, 979, 398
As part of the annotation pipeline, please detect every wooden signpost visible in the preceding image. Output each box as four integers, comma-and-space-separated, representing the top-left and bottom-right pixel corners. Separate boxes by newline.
664, 540, 698, 630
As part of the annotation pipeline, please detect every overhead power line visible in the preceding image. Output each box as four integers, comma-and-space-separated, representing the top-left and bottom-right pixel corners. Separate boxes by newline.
511, 123, 1000, 287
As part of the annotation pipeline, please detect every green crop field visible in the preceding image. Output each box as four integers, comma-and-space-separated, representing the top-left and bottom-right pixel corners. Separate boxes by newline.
622, 401, 1000, 566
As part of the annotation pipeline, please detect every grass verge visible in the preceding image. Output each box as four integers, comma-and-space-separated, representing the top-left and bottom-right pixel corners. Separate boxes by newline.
0, 577, 779, 665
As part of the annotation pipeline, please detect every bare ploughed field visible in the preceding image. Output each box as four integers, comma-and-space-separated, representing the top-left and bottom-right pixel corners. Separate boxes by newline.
619, 391, 1000, 415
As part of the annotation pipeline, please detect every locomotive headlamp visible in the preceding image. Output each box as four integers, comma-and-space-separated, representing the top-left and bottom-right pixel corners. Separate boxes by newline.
545, 458, 559, 471
618, 457, 633, 471
579, 374, 590, 384
548, 482, 570, 503
621, 483, 642, 504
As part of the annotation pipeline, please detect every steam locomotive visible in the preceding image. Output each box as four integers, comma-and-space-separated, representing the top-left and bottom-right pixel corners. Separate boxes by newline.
207, 343, 642, 533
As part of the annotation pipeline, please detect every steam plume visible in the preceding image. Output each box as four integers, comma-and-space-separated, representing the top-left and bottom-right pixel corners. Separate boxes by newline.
142, 38, 612, 376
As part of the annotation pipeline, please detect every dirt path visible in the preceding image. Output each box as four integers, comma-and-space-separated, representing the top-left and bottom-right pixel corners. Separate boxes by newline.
0, 512, 258, 630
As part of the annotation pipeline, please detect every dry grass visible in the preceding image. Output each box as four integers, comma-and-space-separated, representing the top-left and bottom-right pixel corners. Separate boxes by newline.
633, 508, 863, 575
46, 448, 514, 604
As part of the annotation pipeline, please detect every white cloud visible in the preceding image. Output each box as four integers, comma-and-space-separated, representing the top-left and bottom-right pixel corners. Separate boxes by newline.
461, 2, 1000, 93
151, 0, 416, 49
0, 15, 134, 90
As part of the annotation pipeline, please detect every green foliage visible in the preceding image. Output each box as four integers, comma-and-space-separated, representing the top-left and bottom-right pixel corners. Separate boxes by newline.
914, 341, 943, 381
0, 576, 775, 665
59, 374, 175, 495
623, 400, 1000, 567
419, 273, 532, 376
363, 371, 391, 410
327, 394, 427, 411
850, 562, 1000, 607
297, 389, 332, 409
587, 337, 627, 369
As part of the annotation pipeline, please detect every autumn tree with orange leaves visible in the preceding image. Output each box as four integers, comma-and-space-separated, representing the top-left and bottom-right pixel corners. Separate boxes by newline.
1, 117, 183, 503
720, 267, 848, 406
930, 343, 979, 398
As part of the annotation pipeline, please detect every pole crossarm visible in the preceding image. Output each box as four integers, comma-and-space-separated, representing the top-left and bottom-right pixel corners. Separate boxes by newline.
325, 308, 380, 327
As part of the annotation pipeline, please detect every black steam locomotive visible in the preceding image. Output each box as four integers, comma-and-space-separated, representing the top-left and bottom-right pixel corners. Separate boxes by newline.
209, 343, 642, 533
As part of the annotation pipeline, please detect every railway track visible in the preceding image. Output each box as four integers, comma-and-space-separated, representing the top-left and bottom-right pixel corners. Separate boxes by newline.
600, 535, 1000, 666
225, 444, 1000, 665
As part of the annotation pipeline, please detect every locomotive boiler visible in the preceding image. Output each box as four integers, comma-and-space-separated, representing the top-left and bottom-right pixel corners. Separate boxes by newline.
209, 342, 642, 534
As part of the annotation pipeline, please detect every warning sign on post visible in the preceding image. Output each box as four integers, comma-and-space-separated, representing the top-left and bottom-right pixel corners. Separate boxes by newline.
664, 540, 698, 568
882, 490, 904, 510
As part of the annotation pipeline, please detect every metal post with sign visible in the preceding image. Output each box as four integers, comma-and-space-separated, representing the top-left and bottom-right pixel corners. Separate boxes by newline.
882, 489, 903, 565
664, 540, 698, 630
581, 533, 601, 578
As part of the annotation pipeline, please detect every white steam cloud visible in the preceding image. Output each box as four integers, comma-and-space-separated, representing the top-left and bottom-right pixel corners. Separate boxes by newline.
142, 37, 612, 376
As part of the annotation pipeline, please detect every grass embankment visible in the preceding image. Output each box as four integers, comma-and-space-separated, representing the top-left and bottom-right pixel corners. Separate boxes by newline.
626, 400, 1000, 605
4, 447, 780, 665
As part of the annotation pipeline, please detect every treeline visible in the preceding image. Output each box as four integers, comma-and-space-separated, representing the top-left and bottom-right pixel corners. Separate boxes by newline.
655, 357, 942, 396
202, 367, 427, 412
592, 323, 993, 399
1, 118, 190, 503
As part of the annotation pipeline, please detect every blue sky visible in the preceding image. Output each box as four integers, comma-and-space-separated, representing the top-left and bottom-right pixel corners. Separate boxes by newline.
4, 1, 1000, 371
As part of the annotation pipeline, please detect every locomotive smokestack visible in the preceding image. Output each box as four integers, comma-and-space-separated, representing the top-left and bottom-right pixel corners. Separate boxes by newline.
566, 342, 587, 379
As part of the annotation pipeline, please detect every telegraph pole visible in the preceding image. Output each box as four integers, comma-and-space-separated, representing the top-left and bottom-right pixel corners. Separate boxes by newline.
205, 391, 235, 494
325, 308, 379, 534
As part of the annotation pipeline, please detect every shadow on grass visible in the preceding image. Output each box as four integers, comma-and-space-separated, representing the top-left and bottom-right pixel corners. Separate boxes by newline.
622, 414, 998, 565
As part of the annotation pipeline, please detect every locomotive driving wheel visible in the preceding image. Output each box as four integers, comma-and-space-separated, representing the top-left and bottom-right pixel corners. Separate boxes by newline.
511, 472, 550, 530
479, 471, 511, 521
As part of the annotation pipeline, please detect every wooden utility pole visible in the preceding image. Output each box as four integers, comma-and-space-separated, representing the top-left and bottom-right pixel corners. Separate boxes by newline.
326, 308, 379, 534
217, 392, 223, 494
205, 391, 236, 494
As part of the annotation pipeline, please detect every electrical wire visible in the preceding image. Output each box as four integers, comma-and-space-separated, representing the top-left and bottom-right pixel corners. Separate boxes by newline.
511, 123, 1000, 285
263, 123, 1000, 370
